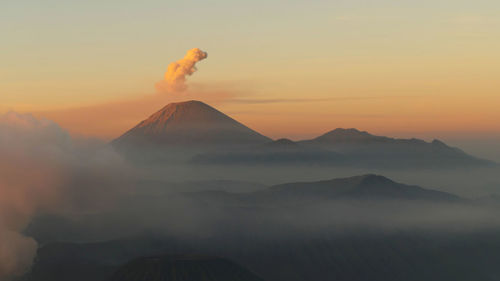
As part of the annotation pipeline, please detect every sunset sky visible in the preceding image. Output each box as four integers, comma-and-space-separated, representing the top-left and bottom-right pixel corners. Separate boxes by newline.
2, 0, 499, 158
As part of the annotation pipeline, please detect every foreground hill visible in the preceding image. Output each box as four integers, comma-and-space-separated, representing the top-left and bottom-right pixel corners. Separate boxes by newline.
108, 255, 264, 281
22, 232, 500, 281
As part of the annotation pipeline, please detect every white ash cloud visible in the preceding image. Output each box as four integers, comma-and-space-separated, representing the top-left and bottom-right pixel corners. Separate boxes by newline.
156, 48, 208, 93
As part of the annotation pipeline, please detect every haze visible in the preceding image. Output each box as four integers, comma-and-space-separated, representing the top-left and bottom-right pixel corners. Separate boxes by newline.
1, 1, 500, 281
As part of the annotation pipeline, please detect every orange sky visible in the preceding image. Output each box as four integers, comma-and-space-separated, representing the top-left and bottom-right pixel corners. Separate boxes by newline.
3, 0, 500, 143
30, 88, 500, 142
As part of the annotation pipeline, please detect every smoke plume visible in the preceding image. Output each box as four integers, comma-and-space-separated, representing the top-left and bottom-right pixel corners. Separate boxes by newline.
156, 48, 208, 93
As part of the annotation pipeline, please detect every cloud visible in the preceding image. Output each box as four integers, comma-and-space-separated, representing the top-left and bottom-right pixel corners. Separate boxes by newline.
0, 112, 131, 280
155, 48, 208, 93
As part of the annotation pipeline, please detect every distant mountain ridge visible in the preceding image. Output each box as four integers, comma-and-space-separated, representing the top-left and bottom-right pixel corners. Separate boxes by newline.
300, 128, 463, 153
185, 174, 462, 204
111, 100, 493, 168
296, 128, 492, 168
265, 174, 461, 202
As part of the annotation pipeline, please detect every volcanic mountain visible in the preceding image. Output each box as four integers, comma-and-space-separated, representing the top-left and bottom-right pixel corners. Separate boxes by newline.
113, 100, 270, 149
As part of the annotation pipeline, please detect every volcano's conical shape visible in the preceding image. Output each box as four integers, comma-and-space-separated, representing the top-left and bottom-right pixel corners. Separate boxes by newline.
113, 100, 270, 147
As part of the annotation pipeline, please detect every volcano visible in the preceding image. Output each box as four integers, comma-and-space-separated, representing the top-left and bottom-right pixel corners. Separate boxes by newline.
112, 100, 270, 148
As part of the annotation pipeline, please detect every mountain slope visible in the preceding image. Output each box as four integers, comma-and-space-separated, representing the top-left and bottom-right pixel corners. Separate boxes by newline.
191, 138, 346, 165
113, 100, 270, 147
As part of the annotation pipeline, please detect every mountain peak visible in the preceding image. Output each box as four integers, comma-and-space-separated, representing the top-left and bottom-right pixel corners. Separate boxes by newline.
330, 128, 369, 135
269, 174, 459, 202
431, 139, 447, 146
356, 174, 395, 185
138, 100, 224, 127
312, 128, 384, 143
265, 138, 298, 147
326, 128, 373, 136
113, 100, 271, 147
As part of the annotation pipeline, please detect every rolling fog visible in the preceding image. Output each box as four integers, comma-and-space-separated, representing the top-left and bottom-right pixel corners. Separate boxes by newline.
0, 112, 499, 280
0, 112, 134, 280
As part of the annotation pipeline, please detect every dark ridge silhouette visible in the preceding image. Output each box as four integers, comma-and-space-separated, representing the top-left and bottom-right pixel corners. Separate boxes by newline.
310, 128, 383, 143
184, 174, 461, 204
301, 128, 465, 153
108, 255, 265, 281
265, 174, 461, 201
297, 128, 494, 168
189, 127, 493, 168
264, 138, 298, 148
22, 231, 500, 281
